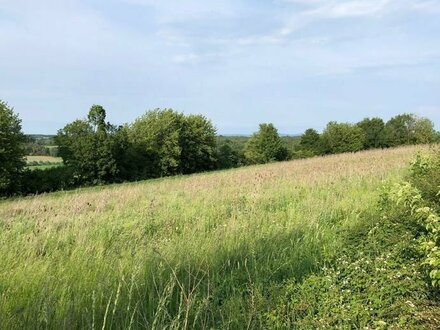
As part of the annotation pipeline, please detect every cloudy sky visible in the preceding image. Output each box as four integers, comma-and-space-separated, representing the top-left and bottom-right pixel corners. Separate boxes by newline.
1, 0, 440, 134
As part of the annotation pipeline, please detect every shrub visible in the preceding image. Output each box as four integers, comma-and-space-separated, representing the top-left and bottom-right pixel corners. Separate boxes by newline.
409, 150, 440, 208
380, 150, 440, 289
21, 167, 75, 195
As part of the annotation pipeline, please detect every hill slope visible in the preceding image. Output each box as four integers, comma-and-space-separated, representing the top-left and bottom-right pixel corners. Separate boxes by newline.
1, 146, 438, 329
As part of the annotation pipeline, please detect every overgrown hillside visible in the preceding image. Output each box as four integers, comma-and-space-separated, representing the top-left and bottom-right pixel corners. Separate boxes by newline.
1, 146, 439, 329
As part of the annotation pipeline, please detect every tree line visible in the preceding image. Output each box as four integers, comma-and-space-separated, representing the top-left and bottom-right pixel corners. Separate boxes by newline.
1, 99, 439, 196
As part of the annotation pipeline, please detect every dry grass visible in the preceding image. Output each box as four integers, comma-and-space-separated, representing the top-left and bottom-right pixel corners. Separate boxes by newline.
25, 155, 63, 163
0, 145, 427, 329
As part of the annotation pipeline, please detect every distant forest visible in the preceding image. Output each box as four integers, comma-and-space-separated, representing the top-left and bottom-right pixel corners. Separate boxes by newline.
1, 99, 439, 196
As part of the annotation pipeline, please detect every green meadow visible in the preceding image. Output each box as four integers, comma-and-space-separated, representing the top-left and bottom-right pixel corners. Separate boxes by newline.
1, 145, 439, 329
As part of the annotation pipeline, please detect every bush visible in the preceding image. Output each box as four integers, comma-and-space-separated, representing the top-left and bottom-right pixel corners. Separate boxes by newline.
409, 150, 440, 208
21, 167, 75, 195
380, 150, 440, 289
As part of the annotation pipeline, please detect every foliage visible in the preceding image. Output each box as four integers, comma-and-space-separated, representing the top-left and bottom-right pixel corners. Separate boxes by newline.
128, 109, 217, 177
56, 106, 123, 185
321, 121, 366, 154
380, 150, 440, 290
216, 139, 241, 169
414, 118, 436, 144
87, 104, 107, 133
381, 181, 440, 289
384, 114, 416, 146
409, 151, 440, 206
266, 212, 435, 329
299, 128, 322, 155
21, 167, 75, 194
244, 123, 288, 164
179, 114, 217, 174
357, 117, 386, 149
0, 100, 26, 196
384, 113, 435, 147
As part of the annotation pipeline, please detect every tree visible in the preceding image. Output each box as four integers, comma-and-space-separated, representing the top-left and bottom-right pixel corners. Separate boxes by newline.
55, 105, 120, 185
128, 109, 184, 177
216, 139, 240, 169
299, 128, 322, 155
88, 104, 107, 133
321, 121, 365, 154
179, 114, 217, 174
384, 113, 435, 146
0, 101, 26, 195
383, 113, 416, 147
413, 117, 435, 144
244, 123, 288, 164
128, 109, 218, 177
357, 117, 385, 149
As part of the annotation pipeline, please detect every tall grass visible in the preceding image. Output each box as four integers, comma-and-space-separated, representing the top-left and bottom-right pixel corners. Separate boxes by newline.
0, 146, 424, 329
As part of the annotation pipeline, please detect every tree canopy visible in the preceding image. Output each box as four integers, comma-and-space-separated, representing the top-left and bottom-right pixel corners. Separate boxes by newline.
244, 123, 288, 164
55, 105, 121, 184
357, 117, 385, 149
321, 122, 366, 154
0, 101, 26, 195
299, 128, 322, 155
128, 109, 217, 177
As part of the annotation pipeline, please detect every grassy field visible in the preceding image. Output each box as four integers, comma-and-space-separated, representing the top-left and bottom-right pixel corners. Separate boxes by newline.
1, 146, 438, 329
26, 156, 63, 170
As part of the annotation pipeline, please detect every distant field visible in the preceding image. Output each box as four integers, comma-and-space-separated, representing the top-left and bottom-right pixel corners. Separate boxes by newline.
1, 145, 438, 329
26, 155, 63, 163
26, 155, 63, 170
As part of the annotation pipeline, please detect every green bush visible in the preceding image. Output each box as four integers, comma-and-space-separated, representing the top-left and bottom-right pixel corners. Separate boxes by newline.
265, 208, 432, 328
380, 150, 440, 289
409, 150, 440, 208
21, 167, 76, 195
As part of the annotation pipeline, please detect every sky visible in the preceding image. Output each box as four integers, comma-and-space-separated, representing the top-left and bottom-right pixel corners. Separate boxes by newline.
1, 0, 440, 135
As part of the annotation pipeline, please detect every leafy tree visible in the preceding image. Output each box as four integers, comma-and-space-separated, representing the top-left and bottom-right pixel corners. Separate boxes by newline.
383, 114, 416, 146
244, 123, 288, 164
179, 114, 217, 174
321, 121, 366, 154
216, 139, 240, 169
413, 117, 435, 144
299, 128, 322, 155
357, 117, 385, 149
55, 105, 120, 185
128, 109, 184, 177
88, 104, 107, 133
128, 109, 218, 177
384, 114, 435, 146
108, 125, 144, 181
0, 101, 26, 195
